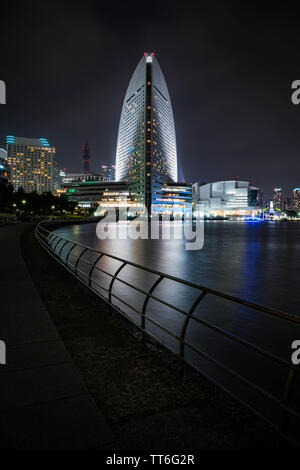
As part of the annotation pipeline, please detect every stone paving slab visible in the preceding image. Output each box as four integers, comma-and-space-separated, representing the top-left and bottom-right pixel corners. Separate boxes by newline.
0, 394, 110, 450
0, 223, 113, 449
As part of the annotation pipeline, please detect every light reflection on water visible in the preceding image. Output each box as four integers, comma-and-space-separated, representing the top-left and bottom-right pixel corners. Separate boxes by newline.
55, 220, 300, 314
53, 220, 300, 432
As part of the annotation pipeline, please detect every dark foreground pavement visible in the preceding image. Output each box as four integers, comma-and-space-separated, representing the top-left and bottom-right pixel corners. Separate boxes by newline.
0, 223, 113, 449
0, 222, 291, 449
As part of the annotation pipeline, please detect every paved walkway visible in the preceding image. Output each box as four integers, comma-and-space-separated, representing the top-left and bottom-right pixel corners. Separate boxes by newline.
0, 223, 113, 449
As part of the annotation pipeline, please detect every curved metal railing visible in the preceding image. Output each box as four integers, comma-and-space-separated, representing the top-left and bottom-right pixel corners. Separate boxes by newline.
35, 220, 300, 445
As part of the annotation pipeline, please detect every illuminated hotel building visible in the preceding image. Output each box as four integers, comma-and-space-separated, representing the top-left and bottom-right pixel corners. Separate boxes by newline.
193, 180, 262, 217
115, 52, 177, 214
6, 136, 58, 194
273, 188, 282, 210
293, 188, 300, 211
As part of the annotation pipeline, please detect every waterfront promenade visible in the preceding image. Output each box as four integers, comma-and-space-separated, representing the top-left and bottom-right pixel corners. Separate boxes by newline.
0, 222, 289, 449
0, 222, 113, 449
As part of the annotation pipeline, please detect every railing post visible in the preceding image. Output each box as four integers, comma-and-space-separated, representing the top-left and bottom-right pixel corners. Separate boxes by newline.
88, 254, 104, 287
58, 240, 69, 258
65, 243, 76, 266
180, 291, 207, 358
74, 247, 88, 276
53, 236, 63, 253
141, 275, 164, 331
108, 262, 127, 303
49, 235, 58, 249
280, 365, 297, 433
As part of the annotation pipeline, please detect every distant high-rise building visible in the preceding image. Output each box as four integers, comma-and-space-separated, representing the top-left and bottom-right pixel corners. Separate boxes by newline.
99, 164, 115, 181
293, 188, 300, 211
273, 188, 282, 210
283, 196, 292, 211
6, 136, 58, 193
115, 52, 177, 213
82, 138, 90, 174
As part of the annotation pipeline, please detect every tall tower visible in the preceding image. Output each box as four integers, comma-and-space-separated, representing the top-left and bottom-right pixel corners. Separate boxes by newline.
115, 52, 177, 213
82, 138, 90, 174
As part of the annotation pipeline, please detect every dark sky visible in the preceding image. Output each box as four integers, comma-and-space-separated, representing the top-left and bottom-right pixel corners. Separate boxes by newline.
1, 0, 300, 200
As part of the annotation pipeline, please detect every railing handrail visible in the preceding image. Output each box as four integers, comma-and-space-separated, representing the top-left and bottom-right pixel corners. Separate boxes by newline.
36, 221, 300, 324
35, 220, 300, 446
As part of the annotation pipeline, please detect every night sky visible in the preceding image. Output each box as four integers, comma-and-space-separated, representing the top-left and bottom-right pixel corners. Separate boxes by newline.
1, 0, 300, 200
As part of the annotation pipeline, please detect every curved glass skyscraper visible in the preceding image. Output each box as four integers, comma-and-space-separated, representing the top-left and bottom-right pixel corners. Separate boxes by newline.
115, 52, 177, 213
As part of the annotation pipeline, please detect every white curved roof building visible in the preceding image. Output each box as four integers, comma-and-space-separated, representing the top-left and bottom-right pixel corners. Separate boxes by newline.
115, 52, 177, 212
193, 180, 262, 216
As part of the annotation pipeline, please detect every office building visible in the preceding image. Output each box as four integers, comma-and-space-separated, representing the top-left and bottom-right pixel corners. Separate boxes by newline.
62, 180, 135, 211
6, 136, 58, 194
99, 164, 116, 181
153, 182, 192, 215
62, 173, 108, 184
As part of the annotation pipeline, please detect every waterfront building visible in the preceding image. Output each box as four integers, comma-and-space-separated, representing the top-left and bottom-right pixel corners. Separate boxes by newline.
82, 138, 90, 174
62, 172, 109, 184
62, 180, 135, 211
6, 136, 58, 194
99, 164, 116, 181
192, 180, 262, 217
273, 188, 282, 210
115, 52, 177, 214
293, 188, 300, 211
0, 149, 9, 185
283, 196, 292, 211
153, 182, 192, 215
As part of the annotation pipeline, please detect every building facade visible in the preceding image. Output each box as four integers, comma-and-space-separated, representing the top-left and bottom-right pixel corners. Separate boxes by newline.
0, 149, 9, 186
62, 180, 135, 212
273, 188, 282, 210
99, 164, 116, 181
62, 173, 109, 184
6, 136, 58, 194
293, 188, 300, 211
153, 182, 192, 215
283, 196, 292, 211
115, 52, 177, 214
193, 180, 262, 217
